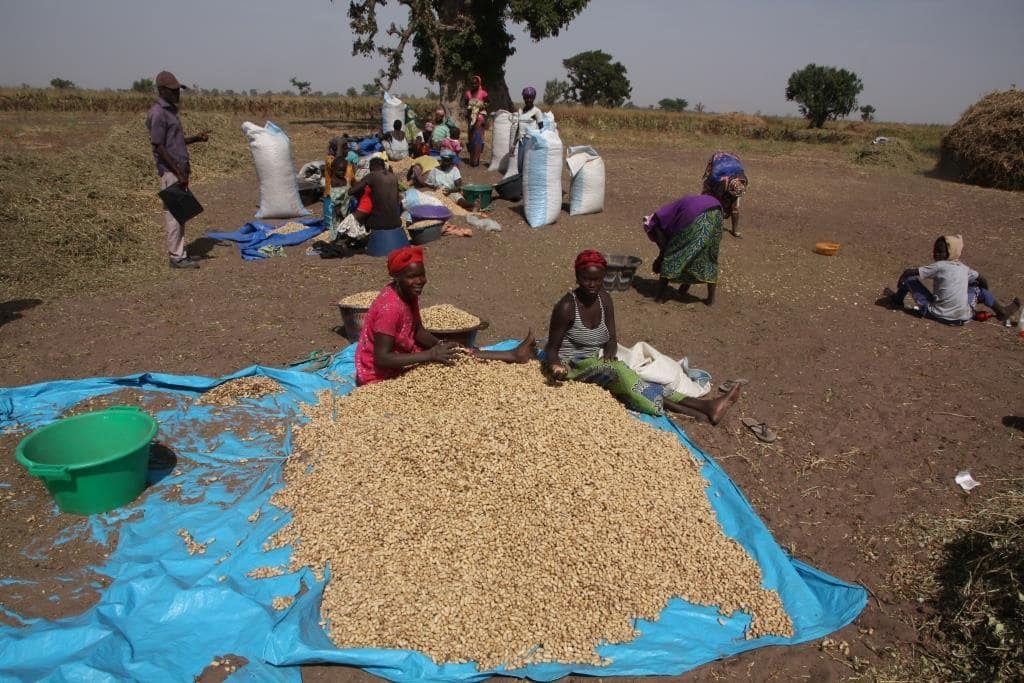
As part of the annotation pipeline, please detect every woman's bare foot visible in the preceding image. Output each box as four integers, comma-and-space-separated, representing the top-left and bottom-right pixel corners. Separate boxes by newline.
707, 384, 741, 425
512, 330, 536, 362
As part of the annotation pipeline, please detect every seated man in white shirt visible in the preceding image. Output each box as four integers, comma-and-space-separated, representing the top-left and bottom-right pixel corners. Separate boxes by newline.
426, 149, 474, 209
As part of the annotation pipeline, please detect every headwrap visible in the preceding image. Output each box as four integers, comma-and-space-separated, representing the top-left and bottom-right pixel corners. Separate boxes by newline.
387, 245, 425, 275
943, 234, 964, 261
439, 148, 456, 160
727, 176, 748, 197
574, 250, 607, 271
471, 74, 482, 86
522, 86, 536, 98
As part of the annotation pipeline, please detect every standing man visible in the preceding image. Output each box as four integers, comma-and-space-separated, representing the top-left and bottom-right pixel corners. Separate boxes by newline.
146, 70, 209, 269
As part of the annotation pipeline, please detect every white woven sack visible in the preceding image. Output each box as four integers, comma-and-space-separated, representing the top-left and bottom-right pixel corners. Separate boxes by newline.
566, 145, 605, 215
241, 121, 309, 219
522, 124, 563, 228
382, 92, 406, 134
488, 110, 514, 171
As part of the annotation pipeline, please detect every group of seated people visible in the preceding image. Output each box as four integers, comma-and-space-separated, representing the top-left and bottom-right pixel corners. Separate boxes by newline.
355, 245, 743, 425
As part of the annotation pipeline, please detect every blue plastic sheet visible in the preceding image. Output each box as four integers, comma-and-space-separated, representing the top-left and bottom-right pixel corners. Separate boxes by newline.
207, 217, 323, 261
0, 343, 864, 682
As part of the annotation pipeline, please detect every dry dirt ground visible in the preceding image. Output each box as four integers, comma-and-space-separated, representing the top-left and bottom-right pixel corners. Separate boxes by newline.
2, 126, 1024, 681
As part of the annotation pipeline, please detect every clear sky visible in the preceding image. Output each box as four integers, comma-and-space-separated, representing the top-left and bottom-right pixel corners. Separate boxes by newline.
1, 0, 1021, 123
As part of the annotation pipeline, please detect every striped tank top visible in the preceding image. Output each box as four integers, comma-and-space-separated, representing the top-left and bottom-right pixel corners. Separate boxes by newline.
558, 291, 610, 364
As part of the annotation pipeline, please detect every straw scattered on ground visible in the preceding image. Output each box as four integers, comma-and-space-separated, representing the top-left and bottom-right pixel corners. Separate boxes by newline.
273, 358, 793, 671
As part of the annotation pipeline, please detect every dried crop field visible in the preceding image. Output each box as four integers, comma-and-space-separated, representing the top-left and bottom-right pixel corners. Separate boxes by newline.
1, 95, 1023, 681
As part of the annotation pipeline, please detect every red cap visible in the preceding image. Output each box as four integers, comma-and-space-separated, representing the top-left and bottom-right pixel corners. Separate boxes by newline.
574, 250, 608, 271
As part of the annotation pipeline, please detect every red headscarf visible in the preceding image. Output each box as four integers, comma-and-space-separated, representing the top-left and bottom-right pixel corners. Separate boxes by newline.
574, 250, 607, 271
387, 246, 425, 275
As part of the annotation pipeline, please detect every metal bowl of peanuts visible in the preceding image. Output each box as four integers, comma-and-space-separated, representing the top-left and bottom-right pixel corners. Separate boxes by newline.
420, 304, 486, 333
269, 357, 794, 671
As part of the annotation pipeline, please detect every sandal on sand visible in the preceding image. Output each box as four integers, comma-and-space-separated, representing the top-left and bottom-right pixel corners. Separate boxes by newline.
741, 417, 777, 443
718, 378, 750, 393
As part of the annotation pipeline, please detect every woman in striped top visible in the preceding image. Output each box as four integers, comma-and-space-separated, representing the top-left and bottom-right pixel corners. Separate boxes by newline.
542, 250, 741, 423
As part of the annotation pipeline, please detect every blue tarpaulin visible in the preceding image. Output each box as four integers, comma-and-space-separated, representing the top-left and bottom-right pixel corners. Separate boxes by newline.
0, 343, 865, 682
207, 217, 324, 261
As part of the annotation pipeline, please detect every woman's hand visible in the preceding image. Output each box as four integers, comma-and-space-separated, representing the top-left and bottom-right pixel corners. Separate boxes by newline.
546, 362, 568, 380
428, 341, 459, 364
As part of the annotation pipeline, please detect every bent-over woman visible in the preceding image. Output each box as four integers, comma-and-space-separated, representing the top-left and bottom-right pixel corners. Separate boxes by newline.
701, 151, 747, 237
644, 195, 724, 305
542, 250, 740, 423
356, 246, 534, 385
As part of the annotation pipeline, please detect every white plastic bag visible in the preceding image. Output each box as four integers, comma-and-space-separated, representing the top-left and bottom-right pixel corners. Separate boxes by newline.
241, 121, 309, 219
566, 145, 605, 215
616, 342, 711, 398
488, 110, 514, 172
521, 121, 563, 228
382, 92, 406, 134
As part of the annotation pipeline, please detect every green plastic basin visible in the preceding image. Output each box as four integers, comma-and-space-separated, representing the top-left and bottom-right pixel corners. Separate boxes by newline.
462, 183, 494, 210
15, 406, 158, 515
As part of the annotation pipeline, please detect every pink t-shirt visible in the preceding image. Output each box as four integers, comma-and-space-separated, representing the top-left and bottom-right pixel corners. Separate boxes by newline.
355, 285, 423, 385
464, 86, 488, 103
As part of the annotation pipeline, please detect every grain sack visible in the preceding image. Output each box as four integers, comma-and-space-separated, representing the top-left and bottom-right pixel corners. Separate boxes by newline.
241, 121, 310, 219
566, 145, 605, 215
522, 123, 563, 228
488, 110, 514, 172
382, 92, 406, 135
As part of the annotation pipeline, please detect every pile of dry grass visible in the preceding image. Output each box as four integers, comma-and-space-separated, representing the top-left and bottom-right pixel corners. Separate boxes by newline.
853, 137, 921, 169
0, 112, 245, 299
888, 480, 1024, 681
940, 89, 1024, 191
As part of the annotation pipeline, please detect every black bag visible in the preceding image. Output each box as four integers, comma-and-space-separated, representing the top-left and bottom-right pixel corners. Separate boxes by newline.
158, 182, 204, 224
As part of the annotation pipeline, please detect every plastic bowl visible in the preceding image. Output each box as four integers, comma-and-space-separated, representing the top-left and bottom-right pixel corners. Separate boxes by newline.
366, 227, 410, 257
16, 407, 157, 515
495, 174, 522, 202
408, 205, 452, 222
814, 242, 841, 256
409, 221, 443, 245
462, 184, 494, 209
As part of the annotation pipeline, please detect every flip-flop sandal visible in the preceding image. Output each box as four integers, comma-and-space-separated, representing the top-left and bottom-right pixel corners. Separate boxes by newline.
741, 417, 777, 443
718, 378, 750, 393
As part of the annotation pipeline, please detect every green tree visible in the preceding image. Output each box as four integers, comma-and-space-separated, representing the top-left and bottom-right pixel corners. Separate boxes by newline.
360, 82, 378, 96
543, 78, 569, 105
345, 86, 358, 97
658, 97, 688, 112
860, 104, 876, 122
131, 77, 154, 93
785, 63, 863, 128
343, 0, 590, 111
49, 77, 75, 89
562, 50, 631, 107
290, 77, 312, 95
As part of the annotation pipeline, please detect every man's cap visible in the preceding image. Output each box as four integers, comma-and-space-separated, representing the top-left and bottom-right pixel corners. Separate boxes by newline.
155, 71, 188, 90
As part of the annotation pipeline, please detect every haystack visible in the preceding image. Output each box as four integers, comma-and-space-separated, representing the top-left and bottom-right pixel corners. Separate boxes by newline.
854, 137, 920, 169
940, 90, 1024, 191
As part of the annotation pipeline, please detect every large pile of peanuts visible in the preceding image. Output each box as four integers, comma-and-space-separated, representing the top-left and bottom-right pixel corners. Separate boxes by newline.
420, 304, 481, 331
273, 358, 792, 670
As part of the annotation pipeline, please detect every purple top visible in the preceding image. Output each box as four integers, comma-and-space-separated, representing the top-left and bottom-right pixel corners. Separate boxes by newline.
643, 195, 721, 245
146, 98, 189, 177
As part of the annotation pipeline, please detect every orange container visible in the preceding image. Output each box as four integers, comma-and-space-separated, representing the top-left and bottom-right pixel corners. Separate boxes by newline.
814, 242, 841, 256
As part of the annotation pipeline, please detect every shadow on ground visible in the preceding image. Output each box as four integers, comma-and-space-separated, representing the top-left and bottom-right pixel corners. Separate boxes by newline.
0, 299, 42, 327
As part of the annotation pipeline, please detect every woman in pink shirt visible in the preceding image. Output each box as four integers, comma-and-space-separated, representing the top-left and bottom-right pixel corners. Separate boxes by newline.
355, 246, 534, 385
464, 75, 489, 129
